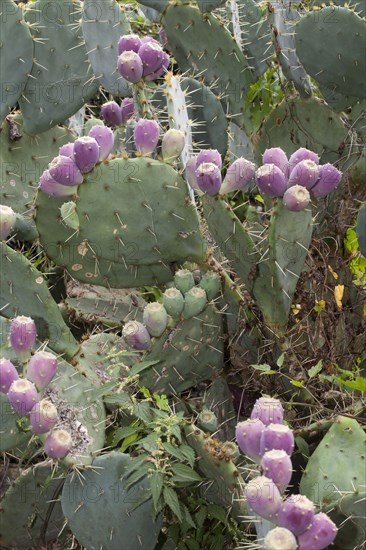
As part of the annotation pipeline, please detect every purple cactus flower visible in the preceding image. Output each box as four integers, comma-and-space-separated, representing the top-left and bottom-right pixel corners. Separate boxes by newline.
297, 512, 338, 550
9, 316, 36, 361
101, 101, 123, 127
245, 476, 282, 521
44, 429, 72, 459
0, 358, 19, 394
122, 321, 151, 350
196, 149, 222, 169
88, 125, 114, 161
283, 185, 310, 212
185, 156, 200, 191
260, 450, 292, 493
162, 128, 185, 163
220, 158, 256, 194
29, 399, 58, 434
256, 164, 287, 197
288, 148, 319, 172
144, 51, 170, 81
117, 33, 142, 55
134, 118, 159, 155
7, 378, 39, 415
121, 98, 135, 124
0, 205, 16, 241
73, 136, 100, 173
143, 303, 168, 337
260, 424, 295, 457
39, 170, 78, 197
196, 162, 222, 195
48, 155, 83, 186
263, 147, 289, 176
278, 495, 315, 536
288, 159, 320, 189
251, 397, 284, 425
311, 163, 342, 198
27, 350, 58, 390
59, 142, 74, 158
263, 527, 298, 550
235, 418, 265, 463
138, 41, 165, 76
117, 51, 143, 83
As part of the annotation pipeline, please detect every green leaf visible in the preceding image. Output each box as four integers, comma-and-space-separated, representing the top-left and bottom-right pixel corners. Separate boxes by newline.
250, 363, 276, 374
171, 464, 202, 483
163, 442, 187, 462
182, 504, 196, 530
137, 432, 160, 452
113, 425, 143, 446
133, 401, 153, 423
276, 352, 285, 367
333, 376, 366, 392
90, 381, 118, 400
290, 379, 304, 387
163, 486, 183, 521
125, 463, 151, 490
122, 454, 147, 479
295, 436, 309, 458
170, 424, 182, 443
207, 504, 228, 524
149, 471, 164, 510
103, 392, 132, 407
195, 506, 208, 529
129, 360, 160, 377
179, 445, 196, 468
154, 393, 170, 411
308, 360, 323, 379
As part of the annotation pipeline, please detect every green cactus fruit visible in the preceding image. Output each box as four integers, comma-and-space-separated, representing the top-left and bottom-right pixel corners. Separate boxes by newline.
174, 269, 196, 294
143, 302, 169, 337
198, 409, 218, 433
162, 287, 185, 320
199, 271, 221, 300
183, 287, 207, 319
60, 201, 80, 231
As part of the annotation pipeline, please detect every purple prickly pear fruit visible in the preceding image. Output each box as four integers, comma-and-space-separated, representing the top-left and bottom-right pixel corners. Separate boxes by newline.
263, 527, 298, 550
195, 162, 222, 195
27, 350, 58, 389
134, 118, 159, 155
117, 51, 143, 83
73, 136, 100, 173
10, 316, 37, 361
143, 302, 168, 337
0, 205, 16, 240
196, 149, 222, 169
101, 101, 123, 127
44, 429, 72, 459
0, 358, 19, 393
48, 155, 83, 186
262, 148, 289, 176
220, 158, 256, 194
297, 513, 338, 550
288, 160, 319, 189
260, 424, 295, 457
144, 51, 170, 81
311, 163, 342, 198
162, 129, 185, 163
59, 142, 74, 158
121, 98, 135, 124
138, 41, 165, 76
117, 33, 142, 55
39, 170, 78, 198
29, 399, 58, 434
260, 450, 292, 493
235, 418, 265, 463
283, 185, 310, 212
278, 495, 315, 536
289, 148, 319, 171
7, 379, 38, 415
251, 396, 284, 425
256, 164, 287, 197
245, 476, 282, 521
185, 157, 200, 191
141, 36, 160, 46
122, 321, 151, 350
88, 125, 114, 161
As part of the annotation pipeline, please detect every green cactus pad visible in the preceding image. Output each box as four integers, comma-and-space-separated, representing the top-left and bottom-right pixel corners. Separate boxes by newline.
136, 0, 169, 13
82, 0, 131, 97
0, 0, 34, 121
0, 463, 66, 547
296, 7, 366, 99
19, 0, 99, 134
36, 157, 206, 288
0, 392, 31, 452
203, 376, 236, 441
325, 491, 366, 550
61, 451, 162, 550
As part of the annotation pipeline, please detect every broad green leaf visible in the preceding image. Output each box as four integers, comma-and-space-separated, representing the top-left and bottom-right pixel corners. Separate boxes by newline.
163, 487, 182, 521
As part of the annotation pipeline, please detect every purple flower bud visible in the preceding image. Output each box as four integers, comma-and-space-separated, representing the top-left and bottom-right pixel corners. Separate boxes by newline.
235, 418, 265, 463
261, 450, 292, 493
88, 125, 114, 161
29, 399, 58, 434
185, 157, 200, 191
117, 51, 143, 83
121, 98, 135, 125
122, 321, 151, 350
256, 164, 287, 197
220, 158, 256, 194
196, 162, 222, 195
297, 513, 338, 550
117, 33, 142, 55
0, 358, 19, 393
0, 205, 16, 240
245, 476, 282, 521
134, 118, 159, 155
144, 51, 170, 81
260, 424, 295, 457
162, 129, 185, 163
263, 148, 289, 176
39, 170, 78, 198
288, 160, 319, 189
278, 495, 315, 536
73, 136, 100, 173
44, 429, 72, 459
196, 149, 222, 169
10, 316, 37, 360
143, 302, 168, 337
101, 101, 123, 127
59, 142, 74, 158
311, 163, 342, 199
49, 155, 83, 186
138, 41, 165, 76
264, 527, 298, 550
288, 148, 319, 172
251, 397, 284, 425
7, 378, 39, 415
283, 185, 310, 212
27, 350, 58, 390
